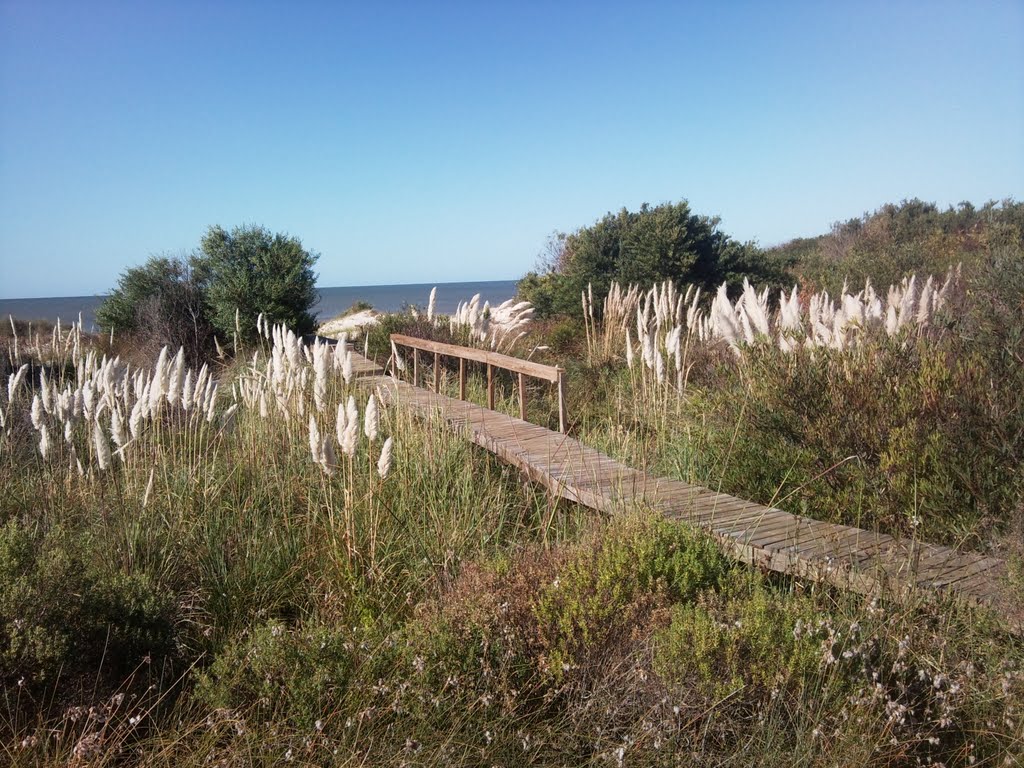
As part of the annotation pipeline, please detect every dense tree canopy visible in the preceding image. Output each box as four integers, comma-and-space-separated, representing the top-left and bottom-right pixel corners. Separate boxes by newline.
518, 201, 786, 316
96, 224, 320, 357
199, 225, 319, 342
95, 255, 213, 362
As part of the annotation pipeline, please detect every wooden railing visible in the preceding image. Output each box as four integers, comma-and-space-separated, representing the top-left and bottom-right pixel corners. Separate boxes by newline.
390, 333, 567, 432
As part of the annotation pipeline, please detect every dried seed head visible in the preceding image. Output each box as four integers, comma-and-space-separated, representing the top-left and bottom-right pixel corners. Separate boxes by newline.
377, 436, 393, 479
308, 416, 322, 464
93, 418, 111, 470
364, 394, 378, 442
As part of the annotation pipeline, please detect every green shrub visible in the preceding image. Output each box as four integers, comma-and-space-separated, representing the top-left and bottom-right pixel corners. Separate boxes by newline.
521, 200, 788, 317
95, 254, 213, 364
199, 224, 320, 343
195, 620, 356, 730
654, 574, 825, 702
531, 514, 729, 680
0, 519, 175, 692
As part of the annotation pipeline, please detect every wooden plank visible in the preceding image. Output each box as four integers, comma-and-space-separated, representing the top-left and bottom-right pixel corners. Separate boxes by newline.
518, 372, 526, 421
557, 369, 567, 433
354, 352, 1012, 614
392, 333, 561, 382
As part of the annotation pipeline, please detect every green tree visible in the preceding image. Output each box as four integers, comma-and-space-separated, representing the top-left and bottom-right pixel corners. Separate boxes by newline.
96, 255, 213, 362
519, 201, 787, 316
197, 225, 320, 342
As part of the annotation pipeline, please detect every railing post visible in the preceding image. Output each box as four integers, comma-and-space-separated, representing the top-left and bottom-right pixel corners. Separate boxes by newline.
459, 358, 466, 400
557, 367, 567, 433
518, 372, 526, 421
413, 349, 419, 387
487, 363, 495, 411
433, 352, 440, 393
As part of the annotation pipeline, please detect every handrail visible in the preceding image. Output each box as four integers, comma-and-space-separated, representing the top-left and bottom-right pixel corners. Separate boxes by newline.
390, 333, 567, 432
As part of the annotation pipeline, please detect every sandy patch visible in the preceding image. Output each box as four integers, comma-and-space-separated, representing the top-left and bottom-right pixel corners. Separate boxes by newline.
317, 309, 381, 339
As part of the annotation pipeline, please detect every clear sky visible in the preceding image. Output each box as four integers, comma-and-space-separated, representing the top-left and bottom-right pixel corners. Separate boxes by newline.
1, 1, 1021, 299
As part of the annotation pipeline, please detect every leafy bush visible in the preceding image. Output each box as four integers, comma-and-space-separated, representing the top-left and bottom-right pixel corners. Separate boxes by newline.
783, 198, 1024, 292
531, 514, 729, 680
96, 224, 320, 358
95, 254, 213, 363
654, 573, 825, 702
199, 224, 319, 343
196, 620, 356, 730
520, 200, 789, 316
0, 519, 175, 694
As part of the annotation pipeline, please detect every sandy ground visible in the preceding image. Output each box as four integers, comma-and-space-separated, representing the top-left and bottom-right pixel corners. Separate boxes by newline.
316, 309, 381, 339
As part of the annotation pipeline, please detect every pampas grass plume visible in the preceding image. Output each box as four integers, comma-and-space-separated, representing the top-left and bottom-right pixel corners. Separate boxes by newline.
364, 394, 378, 442
31, 394, 43, 430
38, 424, 51, 459
377, 436, 393, 479
309, 416, 322, 465
93, 417, 111, 470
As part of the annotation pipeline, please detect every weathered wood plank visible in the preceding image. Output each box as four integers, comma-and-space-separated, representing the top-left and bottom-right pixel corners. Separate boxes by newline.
353, 356, 1013, 616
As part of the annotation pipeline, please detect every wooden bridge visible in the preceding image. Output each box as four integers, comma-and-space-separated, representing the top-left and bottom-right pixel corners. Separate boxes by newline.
349, 337, 1012, 614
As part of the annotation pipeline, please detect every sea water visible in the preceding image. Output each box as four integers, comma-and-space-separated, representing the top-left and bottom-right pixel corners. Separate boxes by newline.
0, 279, 520, 333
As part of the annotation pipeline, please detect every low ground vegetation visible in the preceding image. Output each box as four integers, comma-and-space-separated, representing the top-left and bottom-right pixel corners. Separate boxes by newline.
2, 199, 1023, 764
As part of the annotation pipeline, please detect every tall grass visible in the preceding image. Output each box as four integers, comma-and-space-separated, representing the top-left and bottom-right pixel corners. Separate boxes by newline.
1, 293, 1021, 765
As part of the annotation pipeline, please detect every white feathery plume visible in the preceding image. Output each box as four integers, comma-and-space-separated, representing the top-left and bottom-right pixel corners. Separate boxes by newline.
129, 395, 146, 440
346, 394, 358, 429
82, 382, 96, 421
39, 368, 51, 413
93, 417, 111, 470
320, 436, 337, 474
641, 331, 655, 369
205, 384, 218, 423
741, 279, 771, 338
167, 348, 184, 406
377, 436, 393, 478
259, 391, 268, 419
342, 351, 354, 384
313, 341, 329, 412
309, 416, 322, 465
8, 364, 29, 402
336, 401, 347, 446
364, 394, 378, 441
427, 286, 437, 322
38, 424, 51, 459
917, 277, 934, 326
220, 403, 238, 431
885, 304, 898, 336
341, 396, 359, 456
391, 341, 406, 373
110, 407, 125, 448
31, 394, 43, 429
149, 346, 169, 413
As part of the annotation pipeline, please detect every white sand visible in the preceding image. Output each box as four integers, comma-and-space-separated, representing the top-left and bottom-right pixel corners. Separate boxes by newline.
317, 309, 381, 339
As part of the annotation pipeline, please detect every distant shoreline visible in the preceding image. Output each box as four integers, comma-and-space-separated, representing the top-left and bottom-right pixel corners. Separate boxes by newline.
0, 279, 520, 332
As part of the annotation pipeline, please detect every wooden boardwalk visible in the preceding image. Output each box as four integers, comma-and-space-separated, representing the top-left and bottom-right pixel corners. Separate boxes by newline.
352, 352, 1011, 611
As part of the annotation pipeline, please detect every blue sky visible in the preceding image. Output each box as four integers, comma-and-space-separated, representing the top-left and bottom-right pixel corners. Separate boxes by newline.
1, 1, 1021, 299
